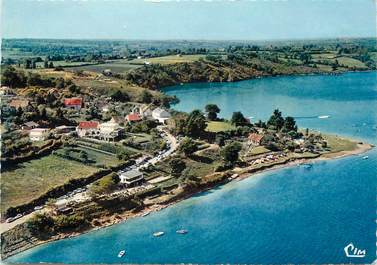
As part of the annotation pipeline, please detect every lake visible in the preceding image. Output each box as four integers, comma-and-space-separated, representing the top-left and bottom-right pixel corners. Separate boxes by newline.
8, 72, 377, 264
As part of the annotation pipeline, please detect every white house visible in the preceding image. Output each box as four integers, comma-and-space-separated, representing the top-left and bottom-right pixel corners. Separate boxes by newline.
152, 108, 171, 123
29, 128, 50, 141
99, 117, 124, 141
119, 170, 144, 187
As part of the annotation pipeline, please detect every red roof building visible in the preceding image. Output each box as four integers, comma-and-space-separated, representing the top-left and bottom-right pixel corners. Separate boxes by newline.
64, 98, 83, 110
78, 121, 99, 129
126, 113, 142, 122
77, 121, 99, 138
248, 133, 264, 146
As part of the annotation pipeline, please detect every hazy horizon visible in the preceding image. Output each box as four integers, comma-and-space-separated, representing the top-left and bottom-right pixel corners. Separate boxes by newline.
1, 0, 376, 40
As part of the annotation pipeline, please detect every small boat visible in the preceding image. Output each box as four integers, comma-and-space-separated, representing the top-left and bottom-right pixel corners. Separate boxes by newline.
176, 229, 188, 234
153, 231, 165, 237
318, 115, 330, 119
362, 156, 369, 160
141, 212, 150, 217
118, 250, 126, 258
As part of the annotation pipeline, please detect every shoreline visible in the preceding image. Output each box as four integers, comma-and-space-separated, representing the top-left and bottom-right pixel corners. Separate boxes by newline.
3, 140, 373, 261
161, 68, 375, 92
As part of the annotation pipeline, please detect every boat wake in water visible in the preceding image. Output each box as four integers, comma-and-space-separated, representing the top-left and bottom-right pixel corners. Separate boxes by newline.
293, 115, 330, 119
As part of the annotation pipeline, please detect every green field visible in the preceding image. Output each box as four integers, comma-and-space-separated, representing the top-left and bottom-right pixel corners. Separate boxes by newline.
69, 62, 140, 74
129, 54, 205, 65
248, 146, 270, 156
1, 155, 98, 211
336, 57, 367, 68
68, 55, 204, 75
206, 121, 236, 132
35, 61, 98, 68
74, 146, 121, 167
311, 53, 337, 60
322, 134, 357, 153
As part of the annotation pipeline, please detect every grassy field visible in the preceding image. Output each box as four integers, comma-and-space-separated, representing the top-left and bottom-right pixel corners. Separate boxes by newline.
248, 146, 270, 156
206, 121, 236, 132
69, 62, 140, 74
336, 57, 367, 68
129, 55, 205, 65
75, 146, 121, 167
311, 54, 366, 69
322, 134, 358, 153
1, 155, 98, 211
35, 61, 98, 68
311, 53, 337, 60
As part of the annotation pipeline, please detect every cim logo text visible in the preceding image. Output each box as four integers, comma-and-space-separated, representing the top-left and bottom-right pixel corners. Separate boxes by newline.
344, 243, 366, 258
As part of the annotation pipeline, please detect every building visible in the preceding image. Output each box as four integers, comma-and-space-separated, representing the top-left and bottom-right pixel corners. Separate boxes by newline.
9, 99, 29, 109
248, 133, 264, 146
76, 121, 100, 138
29, 128, 50, 141
55, 125, 76, 134
126, 113, 142, 123
64, 98, 83, 110
22, 121, 39, 130
53, 200, 73, 215
120, 170, 144, 187
99, 117, 124, 141
152, 108, 171, 123
0, 86, 14, 97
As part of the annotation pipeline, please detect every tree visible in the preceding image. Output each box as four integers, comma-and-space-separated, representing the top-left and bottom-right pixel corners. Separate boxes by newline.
184, 110, 206, 138
46, 93, 57, 106
267, 109, 284, 130
25, 59, 32, 69
260, 133, 281, 151
44, 60, 49, 68
48, 61, 54, 68
231, 111, 248, 126
282, 116, 297, 133
179, 137, 198, 156
220, 142, 242, 165
27, 213, 55, 236
139, 90, 152, 104
111, 90, 129, 102
116, 150, 130, 160
1, 66, 26, 88
169, 158, 186, 176
79, 150, 88, 162
205, 104, 220, 121
89, 173, 118, 196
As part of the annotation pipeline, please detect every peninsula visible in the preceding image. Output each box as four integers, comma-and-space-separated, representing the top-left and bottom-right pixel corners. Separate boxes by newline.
0, 38, 375, 259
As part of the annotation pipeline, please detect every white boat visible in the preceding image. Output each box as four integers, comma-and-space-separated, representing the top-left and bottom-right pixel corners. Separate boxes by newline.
362, 156, 369, 160
141, 212, 150, 217
176, 229, 188, 234
318, 115, 330, 119
153, 231, 164, 237
118, 250, 126, 258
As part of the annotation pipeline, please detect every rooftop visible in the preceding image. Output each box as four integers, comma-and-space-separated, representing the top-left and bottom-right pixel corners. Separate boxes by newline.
127, 113, 142, 122
78, 121, 99, 129
120, 170, 143, 180
64, 98, 82, 106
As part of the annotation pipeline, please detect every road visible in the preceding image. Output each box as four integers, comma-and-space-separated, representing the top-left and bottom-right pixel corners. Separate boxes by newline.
0, 126, 179, 233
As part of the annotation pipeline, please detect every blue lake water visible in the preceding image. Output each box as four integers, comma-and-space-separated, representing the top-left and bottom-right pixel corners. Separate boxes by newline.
8, 72, 377, 264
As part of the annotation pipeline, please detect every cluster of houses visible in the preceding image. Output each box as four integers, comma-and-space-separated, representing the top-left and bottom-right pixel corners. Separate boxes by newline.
22, 97, 172, 142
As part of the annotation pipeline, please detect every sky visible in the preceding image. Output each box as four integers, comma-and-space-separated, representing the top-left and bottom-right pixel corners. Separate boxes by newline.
1, 0, 376, 40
